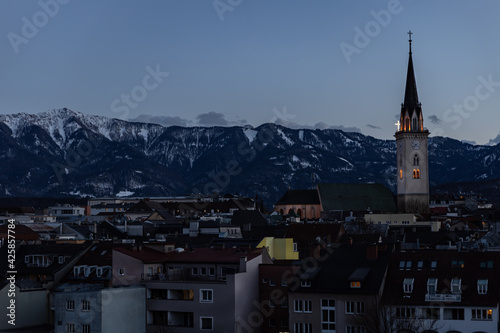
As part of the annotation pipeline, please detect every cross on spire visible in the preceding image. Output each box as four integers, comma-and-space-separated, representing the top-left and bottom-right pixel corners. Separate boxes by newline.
408, 30, 413, 53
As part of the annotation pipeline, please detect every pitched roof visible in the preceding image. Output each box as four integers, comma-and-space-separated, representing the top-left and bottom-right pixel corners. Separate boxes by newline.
114, 246, 262, 264
275, 189, 320, 205
285, 223, 344, 246
295, 243, 392, 295
231, 210, 269, 227
383, 250, 500, 307
318, 183, 397, 212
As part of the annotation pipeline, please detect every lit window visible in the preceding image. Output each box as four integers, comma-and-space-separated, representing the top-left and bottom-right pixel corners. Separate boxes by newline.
412, 169, 420, 179
478, 279, 488, 294
399, 169, 403, 179
471, 308, 492, 320
403, 278, 414, 293
200, 289, 213, 303
350, 281, 361, 288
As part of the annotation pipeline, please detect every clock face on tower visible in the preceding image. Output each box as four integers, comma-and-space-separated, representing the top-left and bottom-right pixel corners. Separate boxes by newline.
412, 140, 421, 150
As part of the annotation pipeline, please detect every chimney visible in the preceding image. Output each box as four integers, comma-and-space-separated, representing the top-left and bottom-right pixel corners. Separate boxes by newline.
366, 244, 378, 261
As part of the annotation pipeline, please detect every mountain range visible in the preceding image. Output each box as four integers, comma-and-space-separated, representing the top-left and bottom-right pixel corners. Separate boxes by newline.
1, 109, 500, 207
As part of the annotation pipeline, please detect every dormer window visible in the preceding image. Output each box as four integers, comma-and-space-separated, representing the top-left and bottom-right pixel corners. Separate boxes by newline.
430, 260, 437, 270
350, 281, 361, 288
427, 278, 437, 295
403, 278, 414, 293
300, 280, 311, 288
417, 261, 423, 270
478, 279, 488, 294
451, 278, 461, 294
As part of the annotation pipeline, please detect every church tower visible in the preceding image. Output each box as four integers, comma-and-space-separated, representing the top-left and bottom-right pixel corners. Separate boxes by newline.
395, 31, 429, 214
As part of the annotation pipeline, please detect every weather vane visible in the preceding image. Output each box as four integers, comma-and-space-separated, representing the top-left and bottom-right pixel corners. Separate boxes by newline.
408, 30, 413, 53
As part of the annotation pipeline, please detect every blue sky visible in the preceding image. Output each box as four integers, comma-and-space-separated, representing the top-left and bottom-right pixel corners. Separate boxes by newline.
1, 0, 500, 144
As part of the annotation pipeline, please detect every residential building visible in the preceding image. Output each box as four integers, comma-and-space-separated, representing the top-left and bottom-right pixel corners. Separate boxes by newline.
112, 245, 271, 332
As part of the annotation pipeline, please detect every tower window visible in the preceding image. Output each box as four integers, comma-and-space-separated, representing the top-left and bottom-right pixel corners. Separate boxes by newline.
412, 117, 417, 131
405, 117, 410, 131
413, 154, 419, 166
399, 170, 403, 179
412, 169, 420, 179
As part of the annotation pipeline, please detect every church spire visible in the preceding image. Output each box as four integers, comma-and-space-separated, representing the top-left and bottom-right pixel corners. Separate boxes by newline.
400, 30, 423, 132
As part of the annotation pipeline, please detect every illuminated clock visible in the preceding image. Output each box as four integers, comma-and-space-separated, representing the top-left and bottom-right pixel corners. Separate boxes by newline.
411, 140, 420, 150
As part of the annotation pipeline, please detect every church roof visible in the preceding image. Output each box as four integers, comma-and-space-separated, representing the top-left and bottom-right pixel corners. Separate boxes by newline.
317, 183, 397, 212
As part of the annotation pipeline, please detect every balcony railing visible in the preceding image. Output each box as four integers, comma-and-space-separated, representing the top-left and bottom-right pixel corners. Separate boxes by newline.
425, 293, 461, 302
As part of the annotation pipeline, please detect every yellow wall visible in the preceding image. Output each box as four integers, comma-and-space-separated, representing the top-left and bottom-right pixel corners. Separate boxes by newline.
257, 237, 299, 260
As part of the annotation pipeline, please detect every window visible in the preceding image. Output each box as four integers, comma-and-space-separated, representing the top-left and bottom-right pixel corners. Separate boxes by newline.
451, 260, 465, 268
262, 278, 268, 284
301, 280, 311, 287
413, 169, 420, 179
192, 267, 198, 275
346, 325, 366, 333
294, 299, 311, 313
58, 256, 65, 264
396, 307, 416, 318
118, 268, 125, 276
403, 278, 414, 293
451, 278, 461, 294
293, 242, 298, 252
200, 289, 213, 303
431, 260, 437, 269
399, 169, 403, 179
417, 260, 423, 270
413, 154, 419, 166
304, 300, 312, 313
294, 322, 312, 333
422, 307, 440, 319
350, 281, 361, 288
406, 261, 412, 270
443, 308, 464, 320
82, 324, 90, 333
208, 267, 215, 276
478, 279, 488, 294
346, 301, 364, 314
200, 267, 207, 276
66, 300, 75, 311
471, 308, 493, 320
82, 300, 90, 311
480, 260, 494, 269
65, 323, 75, 333
321, 299, 336, 332
427, 278, 437, 295
269, 298, 275, 308
281, 297, 288, 308
269, 278, 275, 286
294, 299, 303, 312
281, 278, 287, 286
200, 317, 213, 330
268, 318, 276, 327
399, 261, 405, 270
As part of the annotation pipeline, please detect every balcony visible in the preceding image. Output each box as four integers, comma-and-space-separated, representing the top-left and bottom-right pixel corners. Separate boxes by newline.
425, 293, 461, 302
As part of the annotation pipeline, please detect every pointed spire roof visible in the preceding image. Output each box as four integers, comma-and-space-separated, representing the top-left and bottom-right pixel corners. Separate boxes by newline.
399, 31, 423, 132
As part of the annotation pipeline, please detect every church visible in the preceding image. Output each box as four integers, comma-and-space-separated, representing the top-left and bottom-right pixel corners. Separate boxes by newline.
274, 32, 430, 218
395, 31, 430, 214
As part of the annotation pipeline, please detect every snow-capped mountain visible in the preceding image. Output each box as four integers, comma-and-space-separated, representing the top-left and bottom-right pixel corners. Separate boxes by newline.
1, 108, 500, 205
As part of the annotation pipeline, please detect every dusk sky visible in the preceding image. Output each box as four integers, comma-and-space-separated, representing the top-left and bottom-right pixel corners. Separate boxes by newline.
1, 1, 500, 145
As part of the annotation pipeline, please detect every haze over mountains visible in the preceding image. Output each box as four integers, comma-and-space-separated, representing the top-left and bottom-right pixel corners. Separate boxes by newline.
1, 109, 500, 206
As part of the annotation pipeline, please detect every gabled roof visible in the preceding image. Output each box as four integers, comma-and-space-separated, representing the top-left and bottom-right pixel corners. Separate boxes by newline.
383, 250, 500, 306
275, 189, 320, 205
0, 224, 39, 241
318, 183, 397, 212
294, 243, 392, 295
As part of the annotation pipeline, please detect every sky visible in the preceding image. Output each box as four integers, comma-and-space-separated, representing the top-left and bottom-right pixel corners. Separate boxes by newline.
1, 0, 500, 145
